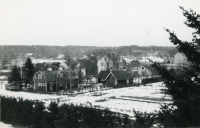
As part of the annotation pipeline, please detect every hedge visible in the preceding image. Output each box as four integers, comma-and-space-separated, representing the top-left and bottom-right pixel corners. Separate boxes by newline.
1, 95, 134, 128
141, 77, 163, 84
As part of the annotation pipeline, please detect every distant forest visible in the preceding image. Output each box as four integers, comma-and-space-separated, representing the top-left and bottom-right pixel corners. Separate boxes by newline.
0, 45, 176, 60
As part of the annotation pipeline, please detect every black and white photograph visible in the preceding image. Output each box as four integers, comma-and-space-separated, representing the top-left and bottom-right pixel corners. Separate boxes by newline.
0, 0, 200, 127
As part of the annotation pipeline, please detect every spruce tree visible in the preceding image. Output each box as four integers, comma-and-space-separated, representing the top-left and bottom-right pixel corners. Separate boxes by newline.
151, 7, 200, 127
24, 58, 35, 87
78, 66, 83, 84
8, 66, 22, 88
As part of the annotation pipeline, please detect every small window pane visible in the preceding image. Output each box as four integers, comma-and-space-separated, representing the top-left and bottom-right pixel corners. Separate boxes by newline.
38, 74, 42, 79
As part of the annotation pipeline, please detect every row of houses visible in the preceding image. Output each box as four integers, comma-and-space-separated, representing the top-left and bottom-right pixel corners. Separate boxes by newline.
3, 51, 188, 92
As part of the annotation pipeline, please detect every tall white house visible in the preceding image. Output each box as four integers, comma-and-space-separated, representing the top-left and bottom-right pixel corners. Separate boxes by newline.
174, 53, 187, 65
97, 55, 114, 74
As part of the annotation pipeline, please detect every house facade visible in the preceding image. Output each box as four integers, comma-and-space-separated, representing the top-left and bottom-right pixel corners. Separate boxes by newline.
118, 55, 137, 70
73, 62, 86, 77
164, 57, 174, 64
174, 53, 187, 65
97, 70, 133, 85
138, 65, 158, 77
97, 55, 114, 74
10, 57, 25, 67
33, 70, 67, 92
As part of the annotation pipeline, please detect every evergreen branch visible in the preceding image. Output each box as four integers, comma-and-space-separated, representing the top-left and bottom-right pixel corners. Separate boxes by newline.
165, 29, 200, 66
180, 6, 200, 35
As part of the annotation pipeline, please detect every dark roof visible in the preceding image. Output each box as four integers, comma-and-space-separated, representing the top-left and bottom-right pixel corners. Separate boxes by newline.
80, 59, 95, 68
142, 65, 158, 74
35, 62, 46, 66
129, 60, 141, 66
97, 70, 132, 80
52, 62, 61, 66
111, 70, 132, 80
40, 71, 59, 82
107, 56, 118, 63
80, 59, 97, 75
97, 70, 110, 80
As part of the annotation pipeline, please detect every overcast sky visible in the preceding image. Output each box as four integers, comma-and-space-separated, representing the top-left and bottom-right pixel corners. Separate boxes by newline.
1, 0, 200, 47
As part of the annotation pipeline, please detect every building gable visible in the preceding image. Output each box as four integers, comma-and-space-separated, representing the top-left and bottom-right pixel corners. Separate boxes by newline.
34, 71, 45, 80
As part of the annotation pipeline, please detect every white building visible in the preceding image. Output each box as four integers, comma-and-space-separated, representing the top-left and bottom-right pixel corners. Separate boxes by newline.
174, 53, 187, 65
56, 54, 65, 59
10, 57, 25, 67
31, 58, 66, 64
97, 55, 114, 74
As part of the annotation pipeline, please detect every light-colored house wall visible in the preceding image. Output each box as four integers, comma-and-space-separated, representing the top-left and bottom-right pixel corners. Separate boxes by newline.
174, 53, 187, 65
10, 58, 25, 67
138, 66, 152, 76
97, 56, 113, 73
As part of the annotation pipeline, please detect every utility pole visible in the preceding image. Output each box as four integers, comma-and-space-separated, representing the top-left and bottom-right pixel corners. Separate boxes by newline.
69, 58, 72, 92
21, 66, 22, 78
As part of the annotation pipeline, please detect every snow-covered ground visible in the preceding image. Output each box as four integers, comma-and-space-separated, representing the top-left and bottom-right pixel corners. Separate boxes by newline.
0, 122, 13, 128
0, 81, 172, 118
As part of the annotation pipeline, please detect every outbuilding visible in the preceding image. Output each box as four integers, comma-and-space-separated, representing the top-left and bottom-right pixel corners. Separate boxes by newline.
97, 70, 133, 85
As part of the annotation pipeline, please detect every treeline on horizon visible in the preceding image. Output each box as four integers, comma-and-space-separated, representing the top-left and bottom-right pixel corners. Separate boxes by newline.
0, 45, 176, 60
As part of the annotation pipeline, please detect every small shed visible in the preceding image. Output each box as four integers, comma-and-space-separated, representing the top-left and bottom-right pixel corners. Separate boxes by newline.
97, 70, 133, 85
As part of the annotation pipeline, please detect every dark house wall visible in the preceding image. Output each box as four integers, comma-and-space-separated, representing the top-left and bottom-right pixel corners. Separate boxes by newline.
57, 72, 67, 91
107, 74, 116, 85
34, 72, 46, 91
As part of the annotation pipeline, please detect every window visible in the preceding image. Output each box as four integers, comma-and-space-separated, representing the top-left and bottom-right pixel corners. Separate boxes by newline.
38, 74, 42, 79
60, 73, 63, 77
38, 83, 42, 86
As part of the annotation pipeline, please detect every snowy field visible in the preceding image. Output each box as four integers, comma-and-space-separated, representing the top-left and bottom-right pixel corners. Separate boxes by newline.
0, 81, 172, 127
0, 81, 172, 118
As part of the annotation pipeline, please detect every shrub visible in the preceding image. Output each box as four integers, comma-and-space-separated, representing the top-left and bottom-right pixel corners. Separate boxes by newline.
133, 109, 156, 128
141, 77, 162, 85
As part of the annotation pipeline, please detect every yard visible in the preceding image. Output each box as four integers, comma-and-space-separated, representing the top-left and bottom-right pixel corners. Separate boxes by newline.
0, 81, 172, 118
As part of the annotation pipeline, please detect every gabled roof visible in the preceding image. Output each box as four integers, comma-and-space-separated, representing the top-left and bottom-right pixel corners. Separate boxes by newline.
111, 70, 132, 80
97, 70, 110, 80
175, 52, 186, 57
129, 60, 141, 66
107, 56, 118, 63
142, 65, 158, 74
97, 70, 132, 81
40, 71, 58, 82
80, 59, 95, 68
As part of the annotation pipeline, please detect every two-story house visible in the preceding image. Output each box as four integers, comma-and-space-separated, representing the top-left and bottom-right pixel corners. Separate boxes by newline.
33, 68, 67, 92
174, 53, 187, 65
97, 55, 114, 74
